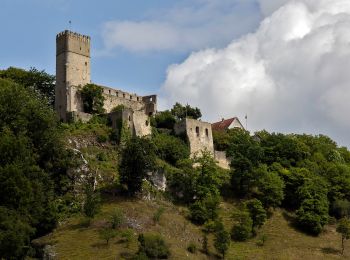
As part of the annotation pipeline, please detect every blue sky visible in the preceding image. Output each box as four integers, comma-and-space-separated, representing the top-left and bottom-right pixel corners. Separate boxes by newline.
3, 0, 350, 147
0, 0, 262, 94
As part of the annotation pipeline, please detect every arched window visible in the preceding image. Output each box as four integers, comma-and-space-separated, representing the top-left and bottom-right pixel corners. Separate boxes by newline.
128, 115, 131, 121
196, 126, 200, 137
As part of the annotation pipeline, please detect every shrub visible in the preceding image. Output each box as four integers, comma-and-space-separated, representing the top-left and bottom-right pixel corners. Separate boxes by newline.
110, 208, 125, 229
153, 207, 165, 224
214, 228, 230, 259
331, 199, 350, 219
83, 184, 101, 219
119, 137, 157, 196
99, 228, 117, 245
120, 228, 134, 248
336, 218, 350, 255
97, 133, 108, 143
244, 199, 267, 232
231, 210, 253, 241
187, 242, 197, 254
137, 233, 170, 259
256, 234, 268, 247
296, 179, 329, 235
80, 83, 105, 114
189, 194, 220, 225
153, 133, 190, 165
152, 110, 176, 129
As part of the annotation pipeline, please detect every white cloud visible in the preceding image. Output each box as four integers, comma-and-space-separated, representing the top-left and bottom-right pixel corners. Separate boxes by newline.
161, 0, 350, 146
101, 0, 260, 52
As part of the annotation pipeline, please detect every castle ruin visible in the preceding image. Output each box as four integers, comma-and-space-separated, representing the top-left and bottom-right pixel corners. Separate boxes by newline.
55, 30, 157, 136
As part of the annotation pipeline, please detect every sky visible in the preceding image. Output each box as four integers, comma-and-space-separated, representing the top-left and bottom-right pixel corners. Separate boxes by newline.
1, 0, 350, 147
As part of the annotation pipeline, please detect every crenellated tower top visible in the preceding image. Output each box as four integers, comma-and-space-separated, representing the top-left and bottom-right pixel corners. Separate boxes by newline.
56, 30, 90, 57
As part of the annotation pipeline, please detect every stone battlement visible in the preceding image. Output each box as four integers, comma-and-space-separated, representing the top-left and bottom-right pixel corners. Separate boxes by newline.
56, 30, 90, 42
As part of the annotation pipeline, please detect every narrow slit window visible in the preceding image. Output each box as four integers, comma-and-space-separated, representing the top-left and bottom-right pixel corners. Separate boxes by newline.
196, 126, 200, 137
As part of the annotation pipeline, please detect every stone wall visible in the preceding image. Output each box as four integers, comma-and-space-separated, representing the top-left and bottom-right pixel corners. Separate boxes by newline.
55, 31, 91, 122
214, 150, 230, 170
55, 30, 157, 126
109, 109, 151, 137
175, 118, 214, 157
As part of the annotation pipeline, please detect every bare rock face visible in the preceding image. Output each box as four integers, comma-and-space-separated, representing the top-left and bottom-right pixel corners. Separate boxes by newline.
43, 245, 57, 260
147, 170, 167, 192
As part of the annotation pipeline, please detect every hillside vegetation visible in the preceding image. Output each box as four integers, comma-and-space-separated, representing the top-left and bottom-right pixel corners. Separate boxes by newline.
1, 67, 350, 259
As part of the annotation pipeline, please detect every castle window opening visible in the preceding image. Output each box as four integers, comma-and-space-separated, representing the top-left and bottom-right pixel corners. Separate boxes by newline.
128, 115, 131, 121
130, 96, 132, 100
85, 62, 87, 66
196, 126, 200, 137
123, 93, 125, 98
205, 128, 209, 137
109, 90, 111, 95
145, 120, 149, 126
116, 92, 118, 97
137, 97, 139, 101
150, 97, 153, 102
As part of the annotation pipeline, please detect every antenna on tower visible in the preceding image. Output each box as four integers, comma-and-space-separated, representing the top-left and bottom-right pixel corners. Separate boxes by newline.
68, 20, 72, 30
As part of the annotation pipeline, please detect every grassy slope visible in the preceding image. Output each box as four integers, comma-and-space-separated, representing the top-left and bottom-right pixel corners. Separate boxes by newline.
38, 198, 347, 260
40, 124, 347, 259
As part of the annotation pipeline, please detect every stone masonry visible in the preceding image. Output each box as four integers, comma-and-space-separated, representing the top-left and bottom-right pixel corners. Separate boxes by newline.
55, 30, 156, 136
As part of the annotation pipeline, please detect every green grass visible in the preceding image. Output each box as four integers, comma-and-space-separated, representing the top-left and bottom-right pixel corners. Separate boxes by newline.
37, 197, 348, 260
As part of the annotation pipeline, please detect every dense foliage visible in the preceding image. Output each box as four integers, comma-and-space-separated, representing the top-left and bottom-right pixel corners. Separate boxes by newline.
119, 137, 157, 196
80, 83, 105, 114
170, 102, 202, 120
0, 78, 71, 258
0, 67, 55, 106
214, 128, 350, 235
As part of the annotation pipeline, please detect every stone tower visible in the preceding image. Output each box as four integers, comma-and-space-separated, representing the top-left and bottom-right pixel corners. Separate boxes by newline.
55, 30, 91, 121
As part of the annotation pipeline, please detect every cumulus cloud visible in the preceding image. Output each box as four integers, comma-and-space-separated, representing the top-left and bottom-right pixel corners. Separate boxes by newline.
161, 0, 350, 146
102, 0, 260, 52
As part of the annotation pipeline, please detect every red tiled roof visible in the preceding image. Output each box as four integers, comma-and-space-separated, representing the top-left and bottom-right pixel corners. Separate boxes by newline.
212, 117, 238, 131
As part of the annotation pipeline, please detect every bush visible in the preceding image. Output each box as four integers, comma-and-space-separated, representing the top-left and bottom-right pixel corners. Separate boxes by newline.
187, 242, 197, 254
99, 228, 117, 245
83, 184, 101, 219
244, 199, 267, 232
331, 199, 350, 219
189, 194, 220, 225
214, 228, 231, 259
256, 234, 268, 247
153, 133, 189, 165
153, 207, 165, 224
110, 208, 125, 229
120, 228, 134, 248
296, 179, 329, 235
231, 210, 253, 241
152, 110, 176, 129
137, 233, 170, 259
80, 83, 105, 114
97, 133, 108, 143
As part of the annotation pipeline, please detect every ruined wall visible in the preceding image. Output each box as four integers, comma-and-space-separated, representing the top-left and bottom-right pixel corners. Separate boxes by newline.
55, 30, 157, 123
109, 109, 151, 137
214, 151, 230, 170
175, 118, 214, 157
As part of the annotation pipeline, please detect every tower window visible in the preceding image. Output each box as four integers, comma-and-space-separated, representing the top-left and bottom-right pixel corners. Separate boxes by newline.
85, 62, 87, 66
145, 120, 149, 126
196, 126, 200, 137
128, 115, 131, 121
205, 128, 209, 137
